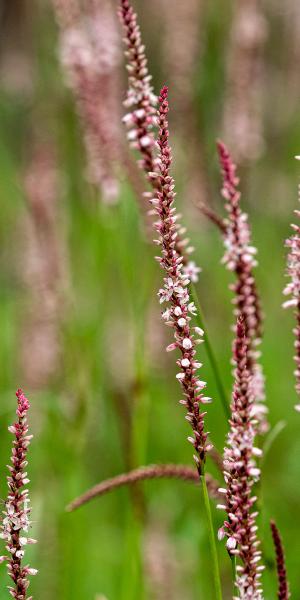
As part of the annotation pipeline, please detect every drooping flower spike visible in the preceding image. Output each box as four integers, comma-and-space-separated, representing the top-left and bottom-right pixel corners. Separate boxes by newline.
218, 317, 264, 599
283, 172, 300, 410
119, 0, 200, 284
0, 389, 37, 599
217, 140, 267, 432
149, 86, 211, 474
67, 464, 221, 512
270, 520, 290, 600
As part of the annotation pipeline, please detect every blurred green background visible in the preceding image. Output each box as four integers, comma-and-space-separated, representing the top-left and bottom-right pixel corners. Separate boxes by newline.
0, 0, 299, 598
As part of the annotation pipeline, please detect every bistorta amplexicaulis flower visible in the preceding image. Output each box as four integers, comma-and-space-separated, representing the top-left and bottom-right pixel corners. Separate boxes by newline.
118, 0, 157, 167
149, 86, 211, 474
283, 170, 300, 411
118, 0, 200, 284
218, 317, 264, 599
217, 140, 268, 432
0, 389, 37, 599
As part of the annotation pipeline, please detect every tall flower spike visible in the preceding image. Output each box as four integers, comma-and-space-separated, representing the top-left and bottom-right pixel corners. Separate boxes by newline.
149, 87, 211, 474
283, 176, 300, 411
217, 140, 268, 431
118, 0, 200, 283
270, 520, 290, 600
218, 317, 264, 600
0, 389, 37, 599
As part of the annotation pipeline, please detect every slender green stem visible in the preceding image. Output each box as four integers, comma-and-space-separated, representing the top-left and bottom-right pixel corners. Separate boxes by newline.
261, 421, 286, 465
120, 504, 143, 600
191, 283, 230, 419
230, 555, 237, 596
200, 474, 223, 600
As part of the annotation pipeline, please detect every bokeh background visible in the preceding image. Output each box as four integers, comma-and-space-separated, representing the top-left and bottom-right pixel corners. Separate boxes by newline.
0, 0, 299, 598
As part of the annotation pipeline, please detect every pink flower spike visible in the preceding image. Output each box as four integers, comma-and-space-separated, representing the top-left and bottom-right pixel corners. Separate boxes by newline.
219, 317, 264, 599
283, 180, 300, 406
149, 87, 211, 474
1, 389, 37, 598
118, 0, 157, 179
119, 0, 201, 274
217, 140, 267, 433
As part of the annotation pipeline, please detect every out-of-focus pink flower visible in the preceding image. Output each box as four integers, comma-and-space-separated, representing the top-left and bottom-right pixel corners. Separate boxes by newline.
21, 143, 67, 389
155, 0, 210, 208
144, 516, 179, 600
51, 0, 79, 28
222, 0, 268, 165
53, 0, 121, 203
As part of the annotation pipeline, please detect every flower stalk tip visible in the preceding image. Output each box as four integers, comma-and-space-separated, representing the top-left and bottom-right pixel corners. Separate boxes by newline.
270, 520, 290, 600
